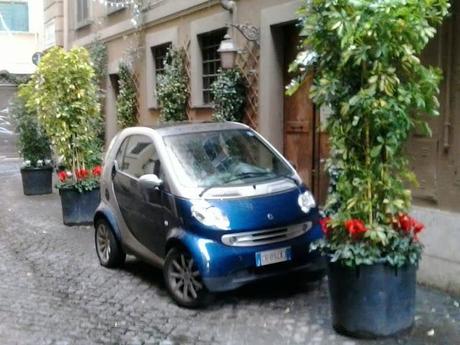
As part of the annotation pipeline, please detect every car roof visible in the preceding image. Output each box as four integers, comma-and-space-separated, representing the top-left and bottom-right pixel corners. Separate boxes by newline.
150, 121, 249, 137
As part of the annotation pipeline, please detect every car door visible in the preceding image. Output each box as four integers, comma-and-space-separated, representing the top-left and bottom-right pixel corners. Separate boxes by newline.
112, 134, 166, 257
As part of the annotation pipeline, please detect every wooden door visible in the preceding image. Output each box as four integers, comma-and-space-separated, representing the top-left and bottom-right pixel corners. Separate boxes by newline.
283, 25, 315, 188
282, 24, 329, 205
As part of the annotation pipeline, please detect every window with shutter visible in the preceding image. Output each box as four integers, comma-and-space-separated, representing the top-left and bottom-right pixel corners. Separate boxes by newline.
76, 0, 90, 28
0, 2, 29, 32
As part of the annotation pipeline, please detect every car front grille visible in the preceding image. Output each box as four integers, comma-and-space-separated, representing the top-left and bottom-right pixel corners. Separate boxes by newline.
221, 222, 312, 247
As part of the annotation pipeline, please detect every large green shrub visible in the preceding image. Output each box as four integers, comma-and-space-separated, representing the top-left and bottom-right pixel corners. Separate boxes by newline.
19, 46, 102, 189
10, 96, 51, 167
157, 47, 188, 122
210, 68, 245, 122
289, 0, 449, 267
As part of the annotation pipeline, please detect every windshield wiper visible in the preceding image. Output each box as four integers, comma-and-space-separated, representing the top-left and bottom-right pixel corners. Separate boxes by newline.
275, 173, 299, 186
198, 171, 297, 197
199, 172, 271, 197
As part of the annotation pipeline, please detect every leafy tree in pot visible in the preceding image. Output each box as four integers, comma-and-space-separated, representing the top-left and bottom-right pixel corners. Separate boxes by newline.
19, 47, 102, 192
289, 0, 449, 267
10, 96, 52, 168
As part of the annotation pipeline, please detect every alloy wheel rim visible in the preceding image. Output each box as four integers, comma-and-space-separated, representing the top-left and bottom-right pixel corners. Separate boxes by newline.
96, 223, 111, 263
169, 253, 203, 301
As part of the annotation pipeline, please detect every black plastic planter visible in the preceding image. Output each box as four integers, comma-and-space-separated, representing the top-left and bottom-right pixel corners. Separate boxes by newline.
327, 261, 416, 338
59, 188, 100, 226
20, 166, 53, 195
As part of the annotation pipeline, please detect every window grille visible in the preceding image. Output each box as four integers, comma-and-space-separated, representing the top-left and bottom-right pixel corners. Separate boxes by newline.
199, 29, 226, 105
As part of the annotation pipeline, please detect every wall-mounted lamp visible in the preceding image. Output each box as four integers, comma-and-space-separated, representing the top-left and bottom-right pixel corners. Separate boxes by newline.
217, 33, 238, 69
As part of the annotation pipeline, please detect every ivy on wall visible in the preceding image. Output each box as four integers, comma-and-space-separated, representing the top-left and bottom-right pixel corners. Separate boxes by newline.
88, 36, 108, 144
88, 36, 108, 84
116, 62, 138, 128
157, 47, 188, 122
210, 68, 245, 122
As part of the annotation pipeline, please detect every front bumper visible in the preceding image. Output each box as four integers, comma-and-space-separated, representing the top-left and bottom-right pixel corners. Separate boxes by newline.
180, 223, 324, 292
203, 253, 325, 292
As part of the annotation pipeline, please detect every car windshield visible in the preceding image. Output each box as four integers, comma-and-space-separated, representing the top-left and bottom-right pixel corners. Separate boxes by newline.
163, 129, 293, 188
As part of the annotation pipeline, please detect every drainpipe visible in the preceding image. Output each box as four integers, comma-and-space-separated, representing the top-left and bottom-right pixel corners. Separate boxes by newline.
220, 0, 237, 36
220, 0, 236, 12
443, 17, 453, 151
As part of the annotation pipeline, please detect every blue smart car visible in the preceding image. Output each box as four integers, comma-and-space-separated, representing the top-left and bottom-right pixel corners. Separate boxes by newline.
94, 122, 324, 307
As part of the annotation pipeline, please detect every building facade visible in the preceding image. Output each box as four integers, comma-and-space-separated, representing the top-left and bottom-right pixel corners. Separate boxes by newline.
0, 0, 44, 74
0, 0, 44, 158
47, 0, 460, 293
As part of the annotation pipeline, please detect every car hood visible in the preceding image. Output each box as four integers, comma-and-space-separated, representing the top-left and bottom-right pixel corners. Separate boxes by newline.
176, 187, 319, 232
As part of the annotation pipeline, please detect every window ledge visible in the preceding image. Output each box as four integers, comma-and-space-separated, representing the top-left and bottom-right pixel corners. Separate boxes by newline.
191, 104, 214, 110
75, 19, 92, 31
107, 7, 126, 16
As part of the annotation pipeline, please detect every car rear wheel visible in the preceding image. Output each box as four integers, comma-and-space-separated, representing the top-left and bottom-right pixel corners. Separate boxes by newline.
95, 218, 125, 268
163, 247, 212, 308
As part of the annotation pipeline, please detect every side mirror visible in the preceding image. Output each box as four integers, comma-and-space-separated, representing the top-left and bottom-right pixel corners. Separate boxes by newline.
139, 174, 163, 190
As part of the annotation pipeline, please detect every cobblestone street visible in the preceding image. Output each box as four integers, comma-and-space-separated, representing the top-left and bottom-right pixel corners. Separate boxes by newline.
0, 158, 459, 345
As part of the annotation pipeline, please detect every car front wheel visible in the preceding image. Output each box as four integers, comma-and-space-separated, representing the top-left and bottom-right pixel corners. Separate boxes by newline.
163, 247, 212, 308
95, 218, 126, 268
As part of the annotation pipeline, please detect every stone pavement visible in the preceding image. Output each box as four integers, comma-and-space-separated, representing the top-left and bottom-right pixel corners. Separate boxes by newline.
0, 158, 459, 345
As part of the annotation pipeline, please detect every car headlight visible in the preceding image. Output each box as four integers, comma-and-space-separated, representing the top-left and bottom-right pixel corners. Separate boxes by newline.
298, 190, 316, 214
191, 201, 230, 230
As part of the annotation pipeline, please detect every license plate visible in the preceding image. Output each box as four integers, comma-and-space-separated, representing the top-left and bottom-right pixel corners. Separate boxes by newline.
255, 247, 292, 267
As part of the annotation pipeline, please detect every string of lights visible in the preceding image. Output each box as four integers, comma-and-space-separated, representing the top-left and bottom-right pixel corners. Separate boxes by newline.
92, 0, 136, 7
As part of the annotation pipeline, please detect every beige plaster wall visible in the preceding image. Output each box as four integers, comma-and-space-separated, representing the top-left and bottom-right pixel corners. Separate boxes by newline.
69, 0, 298, 142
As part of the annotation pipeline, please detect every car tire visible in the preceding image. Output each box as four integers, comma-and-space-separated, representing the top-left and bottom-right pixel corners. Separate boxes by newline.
95, 218, 126, 268
163, 247, 212, 308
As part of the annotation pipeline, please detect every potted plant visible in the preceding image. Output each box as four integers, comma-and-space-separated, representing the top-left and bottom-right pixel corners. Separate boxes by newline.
19, 47, 103, 225
288, 0, 449, 338
10, 97, 53, 195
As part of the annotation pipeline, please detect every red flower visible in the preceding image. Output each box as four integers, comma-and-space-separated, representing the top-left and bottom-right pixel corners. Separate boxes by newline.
320, 217, 331, 237
75, 168, 89, 181
57, 171, 67, 182
396, 213, 424, 236
398, 214, 413, 233
413, 220, 424, 234
344, 219, 367, 239
92, 165, 102, 177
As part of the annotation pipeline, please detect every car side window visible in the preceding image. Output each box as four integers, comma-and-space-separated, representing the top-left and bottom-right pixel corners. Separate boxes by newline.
115, 137, 129, 169
120, 135, 159, 179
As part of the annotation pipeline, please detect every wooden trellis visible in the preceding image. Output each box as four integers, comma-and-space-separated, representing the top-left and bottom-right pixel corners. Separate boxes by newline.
182, 36, 260, 126
183, 39, 193, 120
132, 68, 142, 122
236, 40, 259, 130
